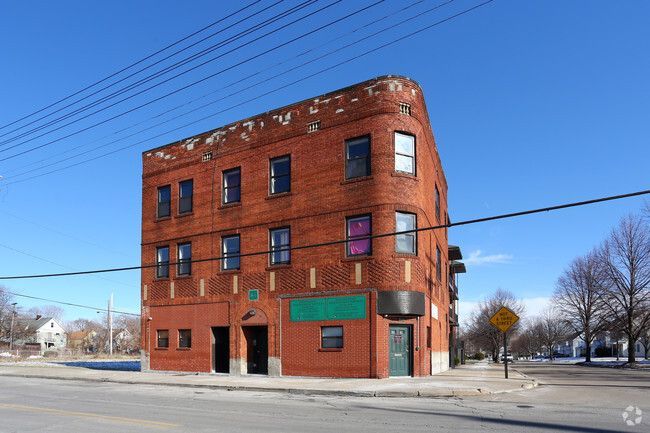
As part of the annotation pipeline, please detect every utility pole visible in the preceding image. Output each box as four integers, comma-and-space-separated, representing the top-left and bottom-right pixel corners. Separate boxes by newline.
9, 302, 17, 351
108, 293, 113, 356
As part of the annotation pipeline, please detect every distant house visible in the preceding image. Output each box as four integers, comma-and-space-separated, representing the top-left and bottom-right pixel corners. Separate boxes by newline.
67, 329, 99, 353
18, 316, 66, 353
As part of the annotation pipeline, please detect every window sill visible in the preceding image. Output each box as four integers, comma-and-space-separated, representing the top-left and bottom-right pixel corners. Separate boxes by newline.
266, 264, 291, 270
219, 269, 241, 274
393, 252, 418, 259
175, 274, 193, 279
219, 202, 242, 210
177, 211, 194, 218
153, 277, 170, 282
177, 347, 191, 351
318, 348, 343, 352
266, 191, 292, 200
340, 175, 373, 185
341, 255, 373, 262
391, 172, 418, 181
155, 216, 171, 222
154, 347, 169, 351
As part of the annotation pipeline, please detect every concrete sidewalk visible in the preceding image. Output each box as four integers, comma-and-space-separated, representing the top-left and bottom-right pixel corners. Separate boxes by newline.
0, 361, 537, 398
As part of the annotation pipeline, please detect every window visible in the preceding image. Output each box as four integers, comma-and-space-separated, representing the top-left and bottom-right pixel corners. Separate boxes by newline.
222, 168, 241, 204
395, 212, 417, 254
202, 151, 212, 162
399, 102, 411, 115
177, 243, 192, 276
321, 326, 343, 349
179, 329, 192, 348
270, 227, 290, 265
270, 155, 291, 194
436, 246, 442, 281
345, 136, 370, 179
156, 246, 170, 278
394, 132, 415, 175
435, 185, 440, 222
307, 120, 321, 132
157, 330, 169, 348
157, 185, 171, 218
222, 235, 240, 270
346, 215, 371, 256
179, 179, 193, 214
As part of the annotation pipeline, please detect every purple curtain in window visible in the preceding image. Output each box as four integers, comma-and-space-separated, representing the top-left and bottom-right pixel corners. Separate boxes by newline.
349, 219, 371, 255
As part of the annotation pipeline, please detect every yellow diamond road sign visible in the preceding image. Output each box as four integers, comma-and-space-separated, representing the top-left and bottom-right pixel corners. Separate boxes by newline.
489, 306, 519, 332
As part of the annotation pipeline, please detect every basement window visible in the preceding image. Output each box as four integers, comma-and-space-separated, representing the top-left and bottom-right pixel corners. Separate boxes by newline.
307, 120, 321, 133
322, 326, 343, 349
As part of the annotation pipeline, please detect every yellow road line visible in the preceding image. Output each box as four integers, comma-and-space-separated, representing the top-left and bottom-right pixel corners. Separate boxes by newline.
0, 403, 179, 429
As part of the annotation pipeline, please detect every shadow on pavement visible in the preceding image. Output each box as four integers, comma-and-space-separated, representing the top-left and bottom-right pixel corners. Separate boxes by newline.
351, 405, 626, 433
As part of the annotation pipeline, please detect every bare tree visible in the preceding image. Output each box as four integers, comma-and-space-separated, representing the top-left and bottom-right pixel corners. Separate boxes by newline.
0, 286, 15, 342
538, 308, 571, 360
465, 289, 524, 362
27, 305, 65, 323
599, 215, 650, 363
639, 320, 650, 360
553, 252, 609, 362
511, 319, 545, 359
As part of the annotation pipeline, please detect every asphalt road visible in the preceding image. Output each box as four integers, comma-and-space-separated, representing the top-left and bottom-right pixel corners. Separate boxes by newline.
0, 363, 647, 433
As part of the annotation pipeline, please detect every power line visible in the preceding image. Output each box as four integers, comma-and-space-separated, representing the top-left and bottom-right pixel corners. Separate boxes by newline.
3, 0, 445, 182
0, 0, 378, 161
0, 0, 310, 146
3, 290, 139, 317
0, 242, 135, 289
0, 187, 647, 280
0, 0, 265, 133
2, 0, 486, 184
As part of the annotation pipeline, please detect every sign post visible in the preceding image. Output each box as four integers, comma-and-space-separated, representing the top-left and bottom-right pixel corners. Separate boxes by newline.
489, 306, 519, 379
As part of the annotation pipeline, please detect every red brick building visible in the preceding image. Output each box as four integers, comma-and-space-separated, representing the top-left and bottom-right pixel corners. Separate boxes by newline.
140, 75, 465, 378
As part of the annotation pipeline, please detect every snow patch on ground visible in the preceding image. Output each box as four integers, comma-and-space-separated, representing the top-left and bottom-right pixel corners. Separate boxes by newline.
58, 361, 141, 372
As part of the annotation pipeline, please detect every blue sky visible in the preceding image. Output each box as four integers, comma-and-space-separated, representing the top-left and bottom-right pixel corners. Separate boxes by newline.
1, 0, 648, 323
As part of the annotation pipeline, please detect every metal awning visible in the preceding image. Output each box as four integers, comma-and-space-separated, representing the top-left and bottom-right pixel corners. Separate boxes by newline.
448, 245, 463, 261
450, 261, 466, 274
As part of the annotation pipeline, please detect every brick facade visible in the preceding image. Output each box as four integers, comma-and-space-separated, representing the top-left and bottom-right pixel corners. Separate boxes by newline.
141, 75, 455, 378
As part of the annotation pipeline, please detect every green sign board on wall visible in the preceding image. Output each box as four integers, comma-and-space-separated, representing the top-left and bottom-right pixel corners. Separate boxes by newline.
290, 295, 366, 322
248, 289, 259, 301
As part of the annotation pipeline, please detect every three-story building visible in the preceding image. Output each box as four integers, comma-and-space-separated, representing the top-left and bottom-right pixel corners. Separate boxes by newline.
140, 75, 465, 378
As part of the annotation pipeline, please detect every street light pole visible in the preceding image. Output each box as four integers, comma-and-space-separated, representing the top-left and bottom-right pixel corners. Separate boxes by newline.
9, 302, 17, 351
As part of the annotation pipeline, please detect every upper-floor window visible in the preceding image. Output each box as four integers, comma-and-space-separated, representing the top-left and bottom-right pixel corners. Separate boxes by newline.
395, 211, 417, 254
222, 235, 240, 270
157, 185, 171, 218
394, 132, 415, 175
436, 246, 442, 281
270, 156, 291, 194
222, 168, 241, 204
179, 179, 193, 214
345, 136, 370, 179
270, 227, 290, 265
156, 246, 170, 279
435, 185, 440, 222
177, 242, 192, 276
346, 215, 371, 256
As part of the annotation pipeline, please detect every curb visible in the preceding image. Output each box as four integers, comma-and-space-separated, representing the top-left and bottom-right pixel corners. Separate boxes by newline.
0, 372, 538, 399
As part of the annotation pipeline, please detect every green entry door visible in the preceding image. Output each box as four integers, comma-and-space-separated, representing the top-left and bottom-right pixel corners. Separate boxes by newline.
389, 325, 411, 376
